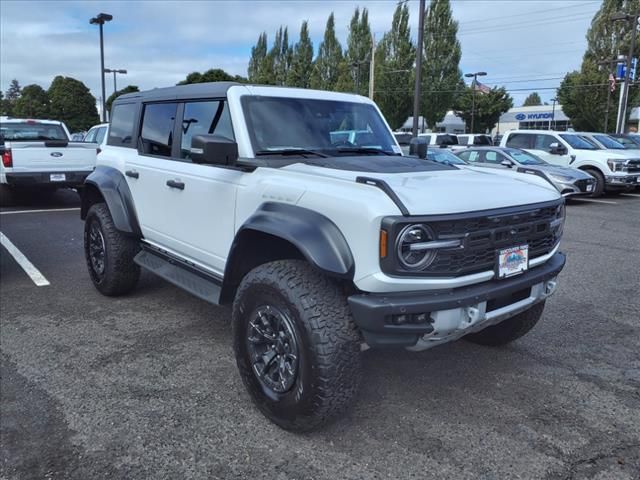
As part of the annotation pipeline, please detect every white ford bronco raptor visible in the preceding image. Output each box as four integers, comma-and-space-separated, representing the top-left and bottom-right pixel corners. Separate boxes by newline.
81, 82, 566, 431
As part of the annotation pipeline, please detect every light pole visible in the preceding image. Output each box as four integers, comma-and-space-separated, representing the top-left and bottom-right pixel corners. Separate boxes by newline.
412, 0, 426, 137
611, 11, 639, 134
90, 12, 113, 122
464, 71, 487, 133
104, 68, 127, 95
550, 97, 558, 131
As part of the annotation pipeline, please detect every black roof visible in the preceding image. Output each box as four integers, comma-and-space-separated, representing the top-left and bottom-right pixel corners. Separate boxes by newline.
114, 81, 241, 104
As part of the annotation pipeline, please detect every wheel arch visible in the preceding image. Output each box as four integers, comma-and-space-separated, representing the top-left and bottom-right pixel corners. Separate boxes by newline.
81, 166, 142, 237
220, 202, 355, 304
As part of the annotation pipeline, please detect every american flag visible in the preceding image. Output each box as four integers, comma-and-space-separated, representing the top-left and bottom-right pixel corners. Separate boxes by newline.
609, 73, 616, 93
473, 79, 492, 94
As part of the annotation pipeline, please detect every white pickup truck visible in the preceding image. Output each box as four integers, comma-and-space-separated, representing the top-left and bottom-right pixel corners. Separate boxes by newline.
0, 117, 97, 202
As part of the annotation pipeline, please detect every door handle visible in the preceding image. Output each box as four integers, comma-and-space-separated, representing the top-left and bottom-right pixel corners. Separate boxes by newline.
166, 179, 185, 190
125, 170, 139, 179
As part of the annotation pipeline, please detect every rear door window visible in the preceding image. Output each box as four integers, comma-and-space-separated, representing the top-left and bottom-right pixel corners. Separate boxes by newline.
140, 103, 178, 157
533, 134, 557, 150
505, 133, 534, 149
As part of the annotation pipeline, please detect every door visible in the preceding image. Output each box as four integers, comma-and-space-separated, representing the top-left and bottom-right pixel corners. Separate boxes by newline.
505, 132, 571, 166
125, 100, 242, 275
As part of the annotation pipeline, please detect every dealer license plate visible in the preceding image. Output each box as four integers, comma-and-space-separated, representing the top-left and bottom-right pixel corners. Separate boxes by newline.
50, 173, 66, 182
497, 245, 528, 279
586, 183, 594, 192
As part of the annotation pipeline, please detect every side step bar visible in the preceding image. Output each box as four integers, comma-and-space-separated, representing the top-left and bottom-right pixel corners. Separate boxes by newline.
134, 247, 222, 304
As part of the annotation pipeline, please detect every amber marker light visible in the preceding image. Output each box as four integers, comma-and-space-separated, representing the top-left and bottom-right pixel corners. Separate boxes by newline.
379, 230, 388, 258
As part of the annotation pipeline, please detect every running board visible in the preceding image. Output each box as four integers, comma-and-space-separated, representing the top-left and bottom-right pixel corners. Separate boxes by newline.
134, 248, 222, 304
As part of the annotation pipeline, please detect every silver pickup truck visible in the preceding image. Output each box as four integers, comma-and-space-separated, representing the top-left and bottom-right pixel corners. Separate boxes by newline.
1, 117, 97, 203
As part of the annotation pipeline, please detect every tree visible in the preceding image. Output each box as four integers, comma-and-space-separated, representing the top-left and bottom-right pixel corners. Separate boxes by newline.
522, 92, 542, 106
106, 85, 140, 113
269, 26, 292, 86
454, 86, 513, 133
13, 84, 50, 118
345, 7, 372, 96
310, 13, 343, 90
374, 3, 415, 129
48, 76, 99, 132
177, 69, 246, 86
2, 79, 22, 116
287, 21, 314, 88
0, 91, 12, 116
421, 0, 462, 129
248, 32, 273, 84
558, 0, 640, 132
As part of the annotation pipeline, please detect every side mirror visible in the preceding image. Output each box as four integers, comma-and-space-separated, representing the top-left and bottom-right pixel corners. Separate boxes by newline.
548, 142, 567, 155
190, 134, 238, 165
409, 136, 428, 159
500, 159, 513, 168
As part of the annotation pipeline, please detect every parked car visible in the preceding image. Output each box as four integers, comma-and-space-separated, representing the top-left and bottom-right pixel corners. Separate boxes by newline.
417, 132, 459, 147
393, 132, 413, 155
500, 129, 639, 196
84, 123, 109, 152
82, 82, 565, 431
609, 133, 640, 149
456, 134, 493, 146
456, 146, 596, 197
0, 117, 98, 204
70, 132, 86, 142
577, 132, 640, 160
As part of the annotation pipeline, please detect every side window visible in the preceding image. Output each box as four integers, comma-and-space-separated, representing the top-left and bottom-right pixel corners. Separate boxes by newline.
180, 100, 234, 159
457, 135, 469, 145
457, 150, 471, 161
84, 128, 97, 143
465, 151, 480, 162
533, 134, 556, 150
140, 103, 178, 157
505, 133, 533, 149
108, 103, 137, 147
482, 151, 500, 164
95, 127, 107, 144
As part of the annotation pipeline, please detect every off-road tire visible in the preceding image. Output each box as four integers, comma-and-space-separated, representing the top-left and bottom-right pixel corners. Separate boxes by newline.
84, 203, 140, 296
585, 169, 605, 197
464, 300, 546, 346
232, 260, 362, 432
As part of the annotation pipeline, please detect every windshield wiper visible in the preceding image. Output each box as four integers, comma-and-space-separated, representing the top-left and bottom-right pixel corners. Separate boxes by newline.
335, 147, 396, 156
255, 148, 329, 158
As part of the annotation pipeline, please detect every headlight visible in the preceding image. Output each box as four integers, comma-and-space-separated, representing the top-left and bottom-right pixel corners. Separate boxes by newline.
396, 224, 437, 270
548, 173, 573, 183
607, 158, 626, 172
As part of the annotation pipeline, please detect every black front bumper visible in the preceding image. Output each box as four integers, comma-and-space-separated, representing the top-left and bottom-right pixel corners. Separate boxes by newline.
348, 252, 566, 348
5, 171, 91, 188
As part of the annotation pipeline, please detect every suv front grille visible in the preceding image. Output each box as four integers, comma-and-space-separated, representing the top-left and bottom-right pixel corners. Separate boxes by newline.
625, 159, 640, 173
424, 205, 560, 277
574, 178, 594, 191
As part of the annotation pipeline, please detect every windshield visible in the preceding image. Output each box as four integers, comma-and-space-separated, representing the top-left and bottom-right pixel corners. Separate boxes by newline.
426, 149, 465, 165
241, 96, 397, 156
559, 134, 596, 150
506, 148, 546, 165
0, 122, 68, 141
592, 134, 625, 150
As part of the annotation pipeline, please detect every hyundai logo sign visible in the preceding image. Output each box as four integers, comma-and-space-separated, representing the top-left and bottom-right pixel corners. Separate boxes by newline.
515, 113, 526, 121
515, 112, 554, 121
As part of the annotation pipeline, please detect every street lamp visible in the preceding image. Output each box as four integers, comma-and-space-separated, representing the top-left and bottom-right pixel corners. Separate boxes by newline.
610, 11, 639, 133
550, 97, 558, 131
90, 12, 113, 122
464, 71, 487, 133
104, 68, 127, 95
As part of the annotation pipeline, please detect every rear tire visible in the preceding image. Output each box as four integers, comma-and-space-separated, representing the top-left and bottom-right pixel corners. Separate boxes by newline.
232, 260, 362, 432
584, 169, 604, 197
464, 301, 545, 346
84, 203, 140, 296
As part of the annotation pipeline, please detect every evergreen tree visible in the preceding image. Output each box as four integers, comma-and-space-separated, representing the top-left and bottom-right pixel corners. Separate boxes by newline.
310, 13, 343, 90
287, 21, 314, 88
6, 79, 21, 101
0, 91, 12, 116
522, 92, 542, 106
248, 33, 273, 84
334, 60, 356, 93
270, 26, 292, 85
374, 3, 415, 129
13, 84, 50, 118
106, 85, 140, 113
345, 7, 372, 96
558, 0, 640, 131
48, 76, 99, 132
453, 86, 513, 133
421, 0, 462, 129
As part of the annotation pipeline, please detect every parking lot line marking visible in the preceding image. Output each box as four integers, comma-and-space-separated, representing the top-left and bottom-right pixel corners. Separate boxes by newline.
0, 207, 80, 215
571, 198, 618, 205
620, 193, 640, 198
0, 231, 50, 286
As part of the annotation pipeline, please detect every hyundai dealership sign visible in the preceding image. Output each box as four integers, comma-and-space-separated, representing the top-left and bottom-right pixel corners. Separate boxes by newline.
500, 107, 569, 123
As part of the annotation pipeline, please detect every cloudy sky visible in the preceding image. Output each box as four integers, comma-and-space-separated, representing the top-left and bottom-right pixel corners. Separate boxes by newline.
1, 0, 602, 108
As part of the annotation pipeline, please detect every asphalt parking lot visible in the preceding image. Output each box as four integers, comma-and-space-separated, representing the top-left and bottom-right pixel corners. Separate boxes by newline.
1, 189, 639, 480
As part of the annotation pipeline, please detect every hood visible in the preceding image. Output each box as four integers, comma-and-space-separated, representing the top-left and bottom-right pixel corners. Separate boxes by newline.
283, 161, 560, 215
594, 149, 640, 160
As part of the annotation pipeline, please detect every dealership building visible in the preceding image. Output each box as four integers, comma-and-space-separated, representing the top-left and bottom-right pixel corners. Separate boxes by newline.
493, 104, 570, 135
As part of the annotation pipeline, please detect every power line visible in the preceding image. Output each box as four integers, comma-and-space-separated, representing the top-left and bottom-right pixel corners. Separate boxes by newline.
373, 82, 614, 95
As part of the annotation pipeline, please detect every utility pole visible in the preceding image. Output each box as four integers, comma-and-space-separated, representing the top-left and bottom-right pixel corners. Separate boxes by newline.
598, 57, 620, 133
369, 33, 376, 100
612, 12, 639, 134
412, 0, 425, 137
550, 97, 557, 131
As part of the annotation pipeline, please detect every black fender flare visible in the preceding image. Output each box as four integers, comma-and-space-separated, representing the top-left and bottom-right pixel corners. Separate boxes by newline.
81, 165, 142, 237
227, 202, 355, 280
